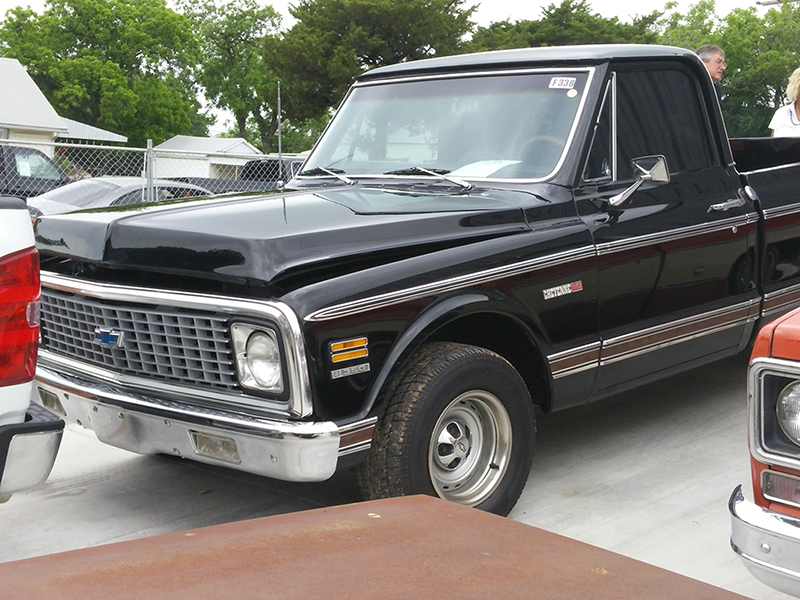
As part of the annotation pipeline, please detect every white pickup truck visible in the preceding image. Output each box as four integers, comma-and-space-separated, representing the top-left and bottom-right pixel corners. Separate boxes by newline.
0, 196, 63, 501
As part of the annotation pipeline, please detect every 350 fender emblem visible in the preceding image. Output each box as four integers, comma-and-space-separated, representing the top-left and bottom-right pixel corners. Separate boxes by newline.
94, 327, 124, 348
332, 363, 370, 380
542, 281, 583, 300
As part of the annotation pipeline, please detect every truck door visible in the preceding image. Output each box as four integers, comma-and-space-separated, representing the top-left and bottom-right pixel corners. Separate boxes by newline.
574, 64, 759, 397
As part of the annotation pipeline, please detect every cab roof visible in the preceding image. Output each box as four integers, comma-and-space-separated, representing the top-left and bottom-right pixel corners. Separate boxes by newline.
358, 44, 699, 82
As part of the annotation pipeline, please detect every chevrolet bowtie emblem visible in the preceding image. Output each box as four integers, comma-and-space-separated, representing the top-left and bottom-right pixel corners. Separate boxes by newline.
94, 327, 124, 348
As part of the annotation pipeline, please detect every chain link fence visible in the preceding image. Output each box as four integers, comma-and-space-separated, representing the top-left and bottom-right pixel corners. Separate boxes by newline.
0, 138, 306, 202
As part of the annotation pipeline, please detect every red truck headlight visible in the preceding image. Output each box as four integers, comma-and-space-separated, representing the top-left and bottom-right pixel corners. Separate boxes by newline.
778, 381, 800, 446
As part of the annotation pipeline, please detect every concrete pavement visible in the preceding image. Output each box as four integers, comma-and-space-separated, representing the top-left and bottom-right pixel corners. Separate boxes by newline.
0, 353, 791, 599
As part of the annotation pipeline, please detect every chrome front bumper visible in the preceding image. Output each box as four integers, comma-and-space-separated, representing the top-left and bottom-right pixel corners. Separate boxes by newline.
0, 403, 63, 499
730, 484, 800, 597
32, 362, 374, 483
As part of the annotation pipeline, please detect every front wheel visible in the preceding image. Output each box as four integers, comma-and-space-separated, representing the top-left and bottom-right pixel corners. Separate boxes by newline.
357, 342, 535, 516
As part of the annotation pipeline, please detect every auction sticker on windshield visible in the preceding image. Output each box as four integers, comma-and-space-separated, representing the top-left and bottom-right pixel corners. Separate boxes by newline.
549, 77, 577, 89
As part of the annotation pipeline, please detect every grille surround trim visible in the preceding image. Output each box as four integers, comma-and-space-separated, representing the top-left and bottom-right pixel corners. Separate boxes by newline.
42, 289, 237, 389
39, 272, 313, 418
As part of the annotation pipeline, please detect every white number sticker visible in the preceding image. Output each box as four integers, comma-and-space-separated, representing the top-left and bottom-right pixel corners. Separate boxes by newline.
549, 77, 577, 89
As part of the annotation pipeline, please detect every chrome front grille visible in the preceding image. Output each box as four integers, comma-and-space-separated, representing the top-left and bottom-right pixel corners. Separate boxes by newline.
40, 289, 238, 390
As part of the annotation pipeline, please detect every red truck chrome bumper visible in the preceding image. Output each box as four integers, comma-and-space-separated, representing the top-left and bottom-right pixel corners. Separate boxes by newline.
730, 484, 800, 597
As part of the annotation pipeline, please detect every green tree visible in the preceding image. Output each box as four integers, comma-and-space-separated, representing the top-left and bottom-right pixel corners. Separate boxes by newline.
224, 113, 330, 153
0, 0, 208, 146
272, 114, 330, 153
657, 0, 800, 137
178, 0, 283, 150
466, 0, 659, 52
721, 3, 800, 136
269, 0, 475, 122
657, 0, 719, 49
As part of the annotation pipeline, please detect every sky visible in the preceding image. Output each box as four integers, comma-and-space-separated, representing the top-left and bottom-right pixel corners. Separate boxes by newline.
0, 0, 772, 27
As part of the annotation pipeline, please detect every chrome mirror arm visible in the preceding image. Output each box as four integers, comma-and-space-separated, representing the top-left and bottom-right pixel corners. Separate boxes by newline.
607, 155, 669, 208
608, 176, 646, 207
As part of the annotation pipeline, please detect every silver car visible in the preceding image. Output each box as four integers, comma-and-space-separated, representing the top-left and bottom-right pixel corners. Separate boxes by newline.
27, 176, 212, 220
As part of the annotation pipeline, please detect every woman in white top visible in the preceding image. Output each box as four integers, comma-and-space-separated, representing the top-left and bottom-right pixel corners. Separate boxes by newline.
770, 67, 800, 137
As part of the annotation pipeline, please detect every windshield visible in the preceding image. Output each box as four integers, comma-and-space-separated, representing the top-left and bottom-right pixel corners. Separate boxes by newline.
303, 70, 590, 181
13, 150, 65, 181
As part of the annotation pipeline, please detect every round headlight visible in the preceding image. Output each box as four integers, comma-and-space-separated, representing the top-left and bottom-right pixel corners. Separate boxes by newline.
777, 382, 800, 445
246, 331, 281, 389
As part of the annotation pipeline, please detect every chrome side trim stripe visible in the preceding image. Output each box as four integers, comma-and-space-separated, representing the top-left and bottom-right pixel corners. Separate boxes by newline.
740, 161, 800, 176
547, 300, 758, 377
600, 300, 758, 366
762, 203, 800, 220
306, 245, 597, 321
40, 272, 314, 418
596, 214, 757, 256
338, 417, 378, 456
763, 283, 800, 318
548, 342, 601, 379
309, 212, 758, 322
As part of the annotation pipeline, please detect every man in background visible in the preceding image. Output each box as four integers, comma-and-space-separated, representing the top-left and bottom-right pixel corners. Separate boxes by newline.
696, 45, 726, 101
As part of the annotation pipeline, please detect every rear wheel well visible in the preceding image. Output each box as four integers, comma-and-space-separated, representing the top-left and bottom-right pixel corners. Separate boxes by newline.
426, 312, 550, 410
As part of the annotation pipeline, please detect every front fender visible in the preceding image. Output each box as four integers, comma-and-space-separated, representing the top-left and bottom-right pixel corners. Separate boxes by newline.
359, 292, 551, 420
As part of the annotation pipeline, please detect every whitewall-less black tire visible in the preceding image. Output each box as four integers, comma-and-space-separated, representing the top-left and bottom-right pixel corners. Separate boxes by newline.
357, 342, 535, 516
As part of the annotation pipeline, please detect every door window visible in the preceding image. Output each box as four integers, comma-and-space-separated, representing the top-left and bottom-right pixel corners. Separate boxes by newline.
583, 67, 716, 183
616, 69, 715, 179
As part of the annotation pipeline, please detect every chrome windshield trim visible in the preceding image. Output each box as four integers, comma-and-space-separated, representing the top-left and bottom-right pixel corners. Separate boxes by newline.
749, 357, 800, 472
352, 66, 595, 88
299, 67, 596, 186
40, 272, 313, 418
306, 245, 597, 321
596, 214, 757, 256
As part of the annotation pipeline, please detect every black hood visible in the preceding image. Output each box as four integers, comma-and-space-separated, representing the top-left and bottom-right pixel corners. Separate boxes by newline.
35, 187, 540, 288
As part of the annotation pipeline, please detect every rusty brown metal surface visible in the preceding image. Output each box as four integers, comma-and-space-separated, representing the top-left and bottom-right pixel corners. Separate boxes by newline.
3, 495, 748, 600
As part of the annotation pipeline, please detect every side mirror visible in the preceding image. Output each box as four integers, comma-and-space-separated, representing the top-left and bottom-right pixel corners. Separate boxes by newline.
608, 155, 670, 208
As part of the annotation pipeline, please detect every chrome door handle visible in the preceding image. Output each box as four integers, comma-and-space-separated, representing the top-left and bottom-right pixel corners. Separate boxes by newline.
708, 197, 746, 212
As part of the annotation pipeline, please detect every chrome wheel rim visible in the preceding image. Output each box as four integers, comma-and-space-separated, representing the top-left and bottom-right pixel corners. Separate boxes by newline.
428, 390, 513, 506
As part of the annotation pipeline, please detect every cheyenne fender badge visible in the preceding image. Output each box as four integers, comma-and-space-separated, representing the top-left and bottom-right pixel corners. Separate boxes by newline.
542, 281, 584, 300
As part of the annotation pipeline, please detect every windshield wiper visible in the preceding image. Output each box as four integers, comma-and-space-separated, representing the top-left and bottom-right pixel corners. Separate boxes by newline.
299, 166, 354, 185
384, 166, 474, 191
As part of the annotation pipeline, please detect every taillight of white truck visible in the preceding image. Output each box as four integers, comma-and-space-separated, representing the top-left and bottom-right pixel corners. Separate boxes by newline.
0, 246, 41, 387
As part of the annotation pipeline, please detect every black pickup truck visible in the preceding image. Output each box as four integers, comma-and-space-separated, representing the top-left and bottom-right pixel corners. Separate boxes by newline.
30, 45, 800, 516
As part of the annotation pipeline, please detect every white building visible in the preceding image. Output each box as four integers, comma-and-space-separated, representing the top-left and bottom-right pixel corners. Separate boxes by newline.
0, 57, 68, 156
0, 57, 128, 153
59, 117, 127, 145
153, 135, 263, 180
